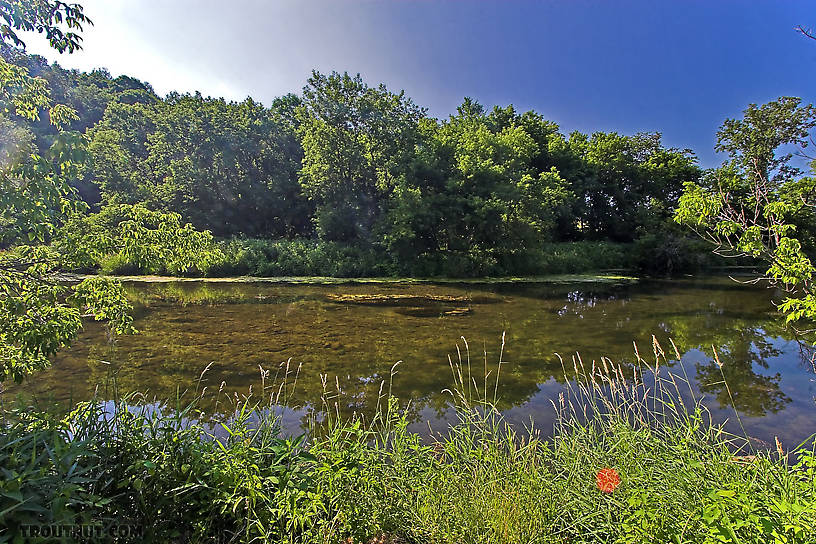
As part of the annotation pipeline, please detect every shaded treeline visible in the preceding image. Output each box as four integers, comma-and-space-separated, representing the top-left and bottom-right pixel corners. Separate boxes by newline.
3, 46, 712, 275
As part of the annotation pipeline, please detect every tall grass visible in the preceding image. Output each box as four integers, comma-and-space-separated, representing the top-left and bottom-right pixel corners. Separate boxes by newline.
1, 337, 815, 543
316, 336, 816, 543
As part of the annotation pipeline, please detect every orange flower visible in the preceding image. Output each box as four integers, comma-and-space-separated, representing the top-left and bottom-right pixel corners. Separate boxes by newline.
596, 468, 621, 493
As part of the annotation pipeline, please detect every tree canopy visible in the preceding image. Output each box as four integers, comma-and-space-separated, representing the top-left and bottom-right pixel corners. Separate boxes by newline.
0, 50, 705, 277
676, 97, 816, 326
0, 5, 217, 384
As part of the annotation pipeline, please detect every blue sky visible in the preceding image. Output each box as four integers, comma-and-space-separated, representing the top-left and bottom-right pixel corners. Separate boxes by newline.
23, 0, 816, 167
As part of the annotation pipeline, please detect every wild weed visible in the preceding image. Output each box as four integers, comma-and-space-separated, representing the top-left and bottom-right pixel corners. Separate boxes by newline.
1, 337, 814, 543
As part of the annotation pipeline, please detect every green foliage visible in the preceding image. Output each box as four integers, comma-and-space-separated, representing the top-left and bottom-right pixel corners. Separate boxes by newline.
0, 55, 51, 122
676, 97, 816, 324
1, 0, 91, 128
0, 414, 103, 542
57, 203, 223, 276
1, 357, 814, 544
0, 398, 324, 543
0, 130, 87, 246
700, 463, 816, 544
2, 50, 703, 272
0, 10, 219, 387
0, 1, 91, 53
0, 249, 80, 384
632, 231, 739, 275
213, 238, 387, 278
0, 245, 137, 384
212, 238, 636, 278
1, 44, 157, 153
85, 92, 311, 237
716, 97, 816, 185
71, 276, 134, 334
296, 71, 424, 243
298, 349, 816, 544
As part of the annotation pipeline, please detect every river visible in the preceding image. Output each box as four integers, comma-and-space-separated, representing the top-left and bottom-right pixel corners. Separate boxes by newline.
11, 275, 816, 448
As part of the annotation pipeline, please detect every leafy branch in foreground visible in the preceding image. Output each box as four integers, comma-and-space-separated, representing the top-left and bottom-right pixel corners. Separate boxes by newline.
1, 0, 90, 126
1, 198, 221, 385
1, 0, 91, 53
0, 1, 219, 386
675, 97, 816, 327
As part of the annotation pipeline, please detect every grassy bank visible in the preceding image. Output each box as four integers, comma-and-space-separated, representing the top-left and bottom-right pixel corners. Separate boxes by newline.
2, 341, 814, 543
87, 237, 738, 279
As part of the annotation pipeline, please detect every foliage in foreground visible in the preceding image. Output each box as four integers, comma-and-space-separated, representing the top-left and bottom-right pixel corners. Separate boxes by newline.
1, 342, 814, 543
676, 97, 816, 325
0, 5, 221, 388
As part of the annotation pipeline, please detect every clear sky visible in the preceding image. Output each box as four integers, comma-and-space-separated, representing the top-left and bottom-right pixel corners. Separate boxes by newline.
22, 0, 816, 167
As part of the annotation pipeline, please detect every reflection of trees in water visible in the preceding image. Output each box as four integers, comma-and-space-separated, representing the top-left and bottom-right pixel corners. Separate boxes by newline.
793, 340, 816, 373
500, 279, 803, 419
639, 307, 797, 418
695, 357, 789, 417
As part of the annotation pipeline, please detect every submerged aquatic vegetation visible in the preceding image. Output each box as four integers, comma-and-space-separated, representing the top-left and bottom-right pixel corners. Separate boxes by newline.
0, 337, 814, 543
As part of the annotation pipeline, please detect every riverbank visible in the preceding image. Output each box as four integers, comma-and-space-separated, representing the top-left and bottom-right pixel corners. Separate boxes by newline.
75, 238, 741, 279
57, 272, 640, 285
3, 350, 814, 543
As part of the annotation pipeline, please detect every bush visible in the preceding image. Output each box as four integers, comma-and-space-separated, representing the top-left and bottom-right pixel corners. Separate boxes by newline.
631, 232, 747, 275
57, 229, 755, 279
532, 241, 630, 274
55, 204, 223, 277
211, 238, 389, 277
0, 418, 102, 539
0, 399, 323, 543
211, 239, 634, 278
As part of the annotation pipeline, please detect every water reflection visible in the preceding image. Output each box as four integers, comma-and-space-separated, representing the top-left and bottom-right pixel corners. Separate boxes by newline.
9, 276, 816, 446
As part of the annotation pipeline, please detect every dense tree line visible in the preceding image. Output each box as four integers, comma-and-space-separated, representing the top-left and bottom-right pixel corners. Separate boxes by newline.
1, 47, 707, 274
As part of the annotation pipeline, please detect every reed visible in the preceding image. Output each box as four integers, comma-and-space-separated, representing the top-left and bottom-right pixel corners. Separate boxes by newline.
1, 336, 814, 543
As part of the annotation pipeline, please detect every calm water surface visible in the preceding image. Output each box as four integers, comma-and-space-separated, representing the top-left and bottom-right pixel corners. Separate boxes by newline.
12, 276, 816, 447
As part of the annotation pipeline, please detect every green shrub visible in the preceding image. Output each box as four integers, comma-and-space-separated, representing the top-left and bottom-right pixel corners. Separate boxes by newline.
1, 347, 815, 543
211, 238, 637, 278
533, 241, 629, 273
56, 230, 742, 279
0, 418, 102, 540
55, 204, 223, 277
0, 399, 324, 543
211, 238, 389, 277
630, 232, 755, 275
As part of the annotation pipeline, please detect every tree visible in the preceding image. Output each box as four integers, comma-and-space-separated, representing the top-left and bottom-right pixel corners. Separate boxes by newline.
296, 71, 425, 242
86, 92, 311, 237
1, 1, 90, 53
0, 1, 117, 385
0, 2, 216, 386
551, 131, 698, 242
676, 97, 816, 326
1, 1, 90, 128
2, 45, 157, 156
795, 24, 816, 42
432, 98, 542, 250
